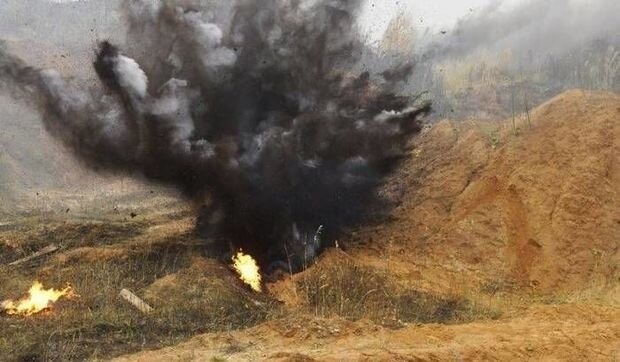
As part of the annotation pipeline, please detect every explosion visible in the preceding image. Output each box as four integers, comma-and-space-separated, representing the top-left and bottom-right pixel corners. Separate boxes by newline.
1, 281, 75, 316
232, 251, 262, 292
0, 0, 430, 270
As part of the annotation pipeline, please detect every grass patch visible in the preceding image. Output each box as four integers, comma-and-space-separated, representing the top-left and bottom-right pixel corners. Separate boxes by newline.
296, 259, 501, 327
480, 277, 519, 295
19, 220, 144, 249
0, 218, 146, 266
0, 225, 278, 361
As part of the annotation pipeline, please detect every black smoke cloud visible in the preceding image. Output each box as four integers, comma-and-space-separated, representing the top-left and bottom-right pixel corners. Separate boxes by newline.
0, 0, 429, 270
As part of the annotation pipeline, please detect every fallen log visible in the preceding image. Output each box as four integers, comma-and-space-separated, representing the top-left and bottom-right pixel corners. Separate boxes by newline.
8, 244, 59, 267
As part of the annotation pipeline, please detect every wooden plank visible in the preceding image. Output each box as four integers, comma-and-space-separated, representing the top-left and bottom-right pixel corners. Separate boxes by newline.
119, 288, 153, 314
8, 244, 59, 266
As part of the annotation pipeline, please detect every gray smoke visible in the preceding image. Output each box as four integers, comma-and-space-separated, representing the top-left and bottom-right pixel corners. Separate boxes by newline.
404, 0, 620, 120
0, 0, 429, 271
425, 0, 619, 60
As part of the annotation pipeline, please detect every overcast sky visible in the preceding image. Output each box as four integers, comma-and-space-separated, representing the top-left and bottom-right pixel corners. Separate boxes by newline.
40, 0, 527, 36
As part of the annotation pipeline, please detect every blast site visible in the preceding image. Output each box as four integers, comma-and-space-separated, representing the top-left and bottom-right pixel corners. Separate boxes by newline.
0, 0, 618, 361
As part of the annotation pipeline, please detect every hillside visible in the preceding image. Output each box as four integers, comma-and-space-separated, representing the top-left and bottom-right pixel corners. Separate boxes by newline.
112, 90, 620, 360
348, 89, 620, 294
0, 90, 618, 361
0, 90, 132, 215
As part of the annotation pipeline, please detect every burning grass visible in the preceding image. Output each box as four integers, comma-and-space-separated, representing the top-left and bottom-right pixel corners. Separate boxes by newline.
0, 217, 278, 361
1, 281, 75, 316
231, 251, 262, 292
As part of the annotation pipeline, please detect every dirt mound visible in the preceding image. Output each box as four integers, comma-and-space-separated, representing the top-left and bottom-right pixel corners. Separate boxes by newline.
111, 90, 619, 361
346, 89, 619, 294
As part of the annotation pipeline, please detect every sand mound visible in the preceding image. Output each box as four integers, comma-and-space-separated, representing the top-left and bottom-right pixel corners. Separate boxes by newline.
347, 89, 619, 294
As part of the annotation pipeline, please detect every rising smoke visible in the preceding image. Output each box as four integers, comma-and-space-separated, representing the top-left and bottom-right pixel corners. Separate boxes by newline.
424, 0, 619, 61
0, 0, 429, 270
404, 0, 620, 120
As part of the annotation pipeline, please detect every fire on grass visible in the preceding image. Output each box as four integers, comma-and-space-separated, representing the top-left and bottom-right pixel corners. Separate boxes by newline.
232, 251, 262, 292
1, 281, 76, 316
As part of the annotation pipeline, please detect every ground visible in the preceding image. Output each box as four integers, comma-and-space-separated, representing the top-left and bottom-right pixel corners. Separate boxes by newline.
111, 304, 619, 361
0, 90, 618, 361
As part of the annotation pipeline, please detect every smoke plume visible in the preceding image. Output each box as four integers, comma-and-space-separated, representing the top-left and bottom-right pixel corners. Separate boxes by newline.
0, 0, 429, 270
401, 0, 620, 120
427, 0, 619, 60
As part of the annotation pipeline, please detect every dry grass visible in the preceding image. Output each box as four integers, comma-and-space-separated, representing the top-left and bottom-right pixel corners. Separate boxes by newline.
296, 258, 501, 327
0, 213, 505, 361
0, 217, 278, 361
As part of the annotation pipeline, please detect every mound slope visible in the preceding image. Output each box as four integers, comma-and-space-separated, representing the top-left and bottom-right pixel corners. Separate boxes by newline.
349, 89, 619, 294
114, 90, 619, 361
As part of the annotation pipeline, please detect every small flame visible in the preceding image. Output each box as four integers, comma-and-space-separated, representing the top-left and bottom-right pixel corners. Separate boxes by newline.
1, 281, 75, 316
232, 251, 262, 292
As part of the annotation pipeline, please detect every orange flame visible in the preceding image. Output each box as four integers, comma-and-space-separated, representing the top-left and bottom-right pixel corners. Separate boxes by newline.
1, 281, 75, 316
232, 251, 262, 292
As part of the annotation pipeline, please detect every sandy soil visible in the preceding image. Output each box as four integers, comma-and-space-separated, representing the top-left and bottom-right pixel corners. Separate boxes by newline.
112, 303, 619, 361
335, 90, 619, 295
